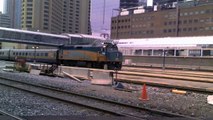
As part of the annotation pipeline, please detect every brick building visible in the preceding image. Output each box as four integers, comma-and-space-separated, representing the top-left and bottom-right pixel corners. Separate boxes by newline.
111, 1, 213, 39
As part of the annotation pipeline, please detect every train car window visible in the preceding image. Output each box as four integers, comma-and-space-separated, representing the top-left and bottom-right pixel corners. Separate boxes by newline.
76, 46, 83, 49
22, 53, 25, 56
26, 53, 28, 56
19, 53, 21, 55
45, 53, 48, 56
13, 52, 15, 55
37, 53, 39, 56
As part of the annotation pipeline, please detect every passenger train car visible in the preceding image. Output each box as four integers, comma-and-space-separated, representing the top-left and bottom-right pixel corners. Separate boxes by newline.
0, 49, 58, 63
0, 41, 123, 70
115, 36, 213, 57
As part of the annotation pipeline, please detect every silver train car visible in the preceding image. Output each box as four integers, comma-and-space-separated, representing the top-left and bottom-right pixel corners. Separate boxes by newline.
0, 49, 58, 64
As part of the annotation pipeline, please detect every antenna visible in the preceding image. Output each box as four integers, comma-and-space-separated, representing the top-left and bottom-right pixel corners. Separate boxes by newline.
103, 0, 105, 25
100, 0, 109, 39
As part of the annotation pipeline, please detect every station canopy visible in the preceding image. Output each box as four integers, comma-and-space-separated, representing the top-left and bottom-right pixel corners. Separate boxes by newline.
114, 36, 213, 49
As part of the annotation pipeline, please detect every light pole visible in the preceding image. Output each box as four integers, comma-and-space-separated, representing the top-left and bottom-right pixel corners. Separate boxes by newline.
162, 47, 168, 70
176, 0, 180, 37
32, 46, 39, 64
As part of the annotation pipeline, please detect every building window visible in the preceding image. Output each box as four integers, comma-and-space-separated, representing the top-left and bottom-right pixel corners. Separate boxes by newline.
173, 21, 176, 25
189, 12, 194, 15
200, 10, 205, 14
26, 21, 32, 24
200, 19, 205, 23
205, 9, 211, 14
194, 19, 198, 23
205, 27, 210, 31
173, 29, 176, 32
199, 27, 204, 31
26, 25, 32, 28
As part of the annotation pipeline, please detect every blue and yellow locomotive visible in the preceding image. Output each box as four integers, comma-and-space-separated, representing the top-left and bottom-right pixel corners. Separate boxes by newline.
60, 41, 122, 69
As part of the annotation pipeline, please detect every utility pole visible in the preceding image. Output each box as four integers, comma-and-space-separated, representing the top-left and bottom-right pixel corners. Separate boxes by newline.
176, 0, 180, 37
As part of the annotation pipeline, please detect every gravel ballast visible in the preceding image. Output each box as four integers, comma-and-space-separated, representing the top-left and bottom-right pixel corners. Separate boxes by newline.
0, 61, 212, 119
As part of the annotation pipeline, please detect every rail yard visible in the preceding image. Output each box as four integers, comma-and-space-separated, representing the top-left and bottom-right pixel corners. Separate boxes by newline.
0, 60, 212, 120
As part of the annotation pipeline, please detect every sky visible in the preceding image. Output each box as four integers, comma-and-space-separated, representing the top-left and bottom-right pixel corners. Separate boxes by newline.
0, 0, 3, 13
91, 0, 119, 36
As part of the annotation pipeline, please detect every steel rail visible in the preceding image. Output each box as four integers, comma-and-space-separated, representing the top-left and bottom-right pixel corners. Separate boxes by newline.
122, 66, 213, 78
116, 71, 213, 84
123, 64, 213, 72
0, 110, 25, 120
0, 76, 196, 120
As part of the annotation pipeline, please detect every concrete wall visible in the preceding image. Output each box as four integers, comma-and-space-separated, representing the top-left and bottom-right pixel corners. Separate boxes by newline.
123, 56, 213, 67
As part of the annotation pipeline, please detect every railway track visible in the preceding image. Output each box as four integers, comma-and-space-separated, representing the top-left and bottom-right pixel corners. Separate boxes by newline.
114, 67, 213, 93
0, 109, 25, 120
0, 76, 196, 120
118, 70, 213, 83
122, 66, 213, 79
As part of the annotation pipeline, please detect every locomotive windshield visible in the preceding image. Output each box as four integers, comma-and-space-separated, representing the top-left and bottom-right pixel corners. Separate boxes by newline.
104, 42, 118, 52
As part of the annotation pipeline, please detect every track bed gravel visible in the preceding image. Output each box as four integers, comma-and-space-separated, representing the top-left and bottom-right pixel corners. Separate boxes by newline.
0, 66, 212, 119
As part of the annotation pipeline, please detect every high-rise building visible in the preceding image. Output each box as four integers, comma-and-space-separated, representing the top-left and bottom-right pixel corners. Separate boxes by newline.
21, 0, 63, 34
62, 0, 91, 34
21, 0, 91, 34
120, 0, 139, 9
0, 12, 11, 28
4, 0, 22, 29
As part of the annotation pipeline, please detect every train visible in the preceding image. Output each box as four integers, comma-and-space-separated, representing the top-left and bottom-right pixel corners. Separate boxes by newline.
115, 36, 213, 57
0, 41, 123, 70
0, 27, 123, 70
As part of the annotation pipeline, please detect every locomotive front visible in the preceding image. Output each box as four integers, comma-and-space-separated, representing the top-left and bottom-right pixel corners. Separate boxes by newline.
102, 42, 123, 70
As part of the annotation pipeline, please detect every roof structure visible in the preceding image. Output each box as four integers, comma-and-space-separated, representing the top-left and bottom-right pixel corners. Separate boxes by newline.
115, 36, 213, 48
